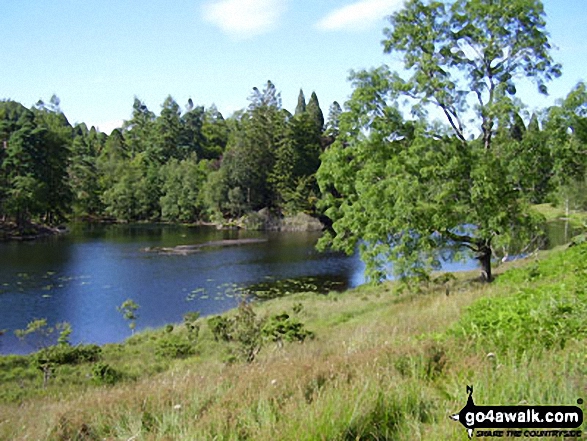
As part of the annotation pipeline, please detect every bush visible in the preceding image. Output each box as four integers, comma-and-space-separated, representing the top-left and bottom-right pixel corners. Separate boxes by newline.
261, 312, 314, 345
209, 303, 315, 362
92, 362, 122, 385
208, 316, 232, 342
232, 301, 263, 363
155, 335, 195, 359
184, 311, 200, 344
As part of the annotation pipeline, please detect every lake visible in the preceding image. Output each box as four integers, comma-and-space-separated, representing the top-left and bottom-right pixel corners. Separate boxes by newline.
0, 220, 575, 355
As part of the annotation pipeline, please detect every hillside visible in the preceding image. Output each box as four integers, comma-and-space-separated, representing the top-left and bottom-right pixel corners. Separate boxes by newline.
1, 241, 586, 440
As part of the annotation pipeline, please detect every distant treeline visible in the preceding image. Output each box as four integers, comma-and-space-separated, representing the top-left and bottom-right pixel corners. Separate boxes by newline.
0, 80, 585, 230
0, 82, 342, 227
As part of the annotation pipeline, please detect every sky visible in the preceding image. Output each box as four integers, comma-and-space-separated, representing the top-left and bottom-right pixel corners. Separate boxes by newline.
1, 0, 586, 134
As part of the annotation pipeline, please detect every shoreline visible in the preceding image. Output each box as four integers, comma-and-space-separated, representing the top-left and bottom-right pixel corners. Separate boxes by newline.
0, 222, 68, 242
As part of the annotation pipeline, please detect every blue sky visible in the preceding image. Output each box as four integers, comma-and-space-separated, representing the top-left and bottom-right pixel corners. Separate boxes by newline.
1, 0, 585, 133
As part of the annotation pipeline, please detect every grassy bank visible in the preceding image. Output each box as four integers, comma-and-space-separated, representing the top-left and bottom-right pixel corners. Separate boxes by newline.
533, 203, 587, 227
1, 243, 586, 440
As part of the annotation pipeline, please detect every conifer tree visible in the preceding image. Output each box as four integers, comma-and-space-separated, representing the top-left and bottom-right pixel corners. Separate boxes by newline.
306, 92, 324, 132
295, 89, 306, 116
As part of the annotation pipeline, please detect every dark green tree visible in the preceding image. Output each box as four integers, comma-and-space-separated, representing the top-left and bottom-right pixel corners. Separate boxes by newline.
201, 105, 228, 160
154, 95, 182, 161
180, 103, 206, 159
31, 98, 73, 224
123, 98, 155, 156
295, 89, 306, 116
69, 127, 104, 217
270, 111, 322, 214
221, 81, 288, 214
306, 92, 324, 133
0, 102, 48, 227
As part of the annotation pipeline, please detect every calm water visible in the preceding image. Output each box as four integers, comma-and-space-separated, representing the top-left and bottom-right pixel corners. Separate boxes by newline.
0, 224, 369, 354
1, 220, 575, 355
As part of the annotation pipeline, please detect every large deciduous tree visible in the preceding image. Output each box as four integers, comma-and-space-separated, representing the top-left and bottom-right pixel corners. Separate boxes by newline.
317, 0, 560, 282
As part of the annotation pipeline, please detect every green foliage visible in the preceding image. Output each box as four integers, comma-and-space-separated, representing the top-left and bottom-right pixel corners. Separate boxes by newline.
155, 334, 195, 359
208, 315, 232, 342
117, 299, 140, 333
306, 91, 324, 132
91, 362, 122, 385
451, 243, 587, 355
207, 302, 314, 362
15, 319, 71, 350
261, 312, 314, 345
317, 0, 560, 283
35, 343, 101, 367
184, 311, 201, 344
15, 319, 101, 388
295, 89, 306, 116
232, 301, 264, 363
69, 129, 104, 217
159, 155, 207, 222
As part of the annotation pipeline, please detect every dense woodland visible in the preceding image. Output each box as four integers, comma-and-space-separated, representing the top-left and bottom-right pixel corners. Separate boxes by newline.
0, 82, 338, 227
0, 81, 584, 232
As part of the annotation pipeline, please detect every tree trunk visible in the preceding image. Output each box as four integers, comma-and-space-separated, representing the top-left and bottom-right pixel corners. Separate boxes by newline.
478, 242, 493, 283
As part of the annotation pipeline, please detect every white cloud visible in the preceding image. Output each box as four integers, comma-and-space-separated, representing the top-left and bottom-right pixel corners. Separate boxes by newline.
202, 0, 287, 39
316, 0, 403, 32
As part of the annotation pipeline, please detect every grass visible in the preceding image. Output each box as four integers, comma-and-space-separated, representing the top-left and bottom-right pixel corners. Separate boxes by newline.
0, 244, 586, 440
533, 203, 587, 227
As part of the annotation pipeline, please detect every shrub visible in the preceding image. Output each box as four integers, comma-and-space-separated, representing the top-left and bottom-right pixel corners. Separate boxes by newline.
261, 312, 314, 346
208, 316, 232, 342
155, 335, 194, 359
232, 301, 263, 363
184, 311, 200, 344
92, 362, 122, 385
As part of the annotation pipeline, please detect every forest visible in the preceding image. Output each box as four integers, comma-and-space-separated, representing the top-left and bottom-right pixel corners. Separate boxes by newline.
0, 84, 337, 229
1, 82, 585, 227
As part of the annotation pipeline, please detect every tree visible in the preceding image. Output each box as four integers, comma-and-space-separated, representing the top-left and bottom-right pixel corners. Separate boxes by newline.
31, 99, 73, 224
123, 98, 155, 157
117, 299, 140, 333
295, 89, 306, 115
159, 154, 207, 222
317, 0, 560, 283
306, 92, 324, 133
200, 105, 228, 160
180, 103, 206, 159
221, 81, 289, 213
270, 111, 322, 214
325, 101, 342, 139
0, 103, 47, 227
544, 82, 587, 211
69, 128, 103, 217
154, 95, 182, 161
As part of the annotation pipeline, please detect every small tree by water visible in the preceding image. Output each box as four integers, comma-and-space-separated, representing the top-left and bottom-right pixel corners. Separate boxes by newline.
117, 299, 140, 333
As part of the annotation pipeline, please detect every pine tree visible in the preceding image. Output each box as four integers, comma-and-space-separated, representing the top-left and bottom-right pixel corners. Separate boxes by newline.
306, 92, 324, 133
295, 89, 306, 115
